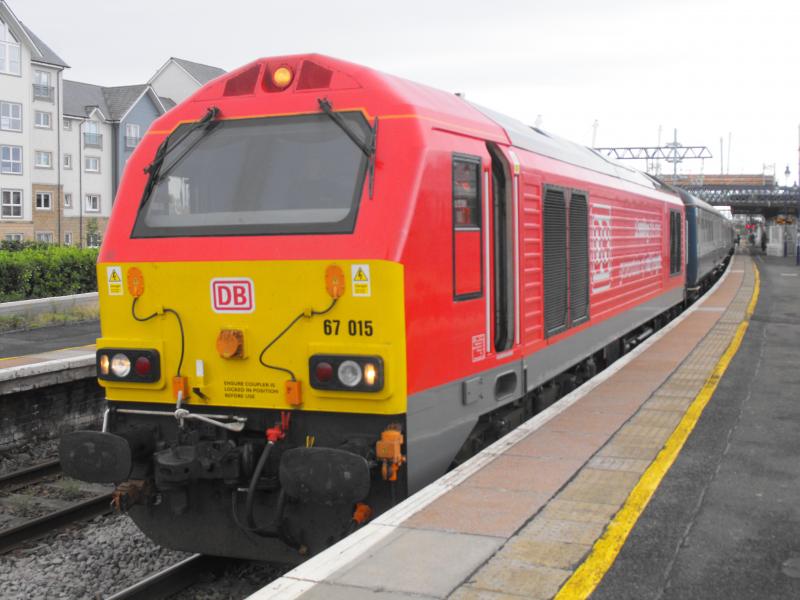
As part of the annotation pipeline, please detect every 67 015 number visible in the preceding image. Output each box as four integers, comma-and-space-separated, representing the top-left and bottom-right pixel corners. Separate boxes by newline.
323, 319, 373, 337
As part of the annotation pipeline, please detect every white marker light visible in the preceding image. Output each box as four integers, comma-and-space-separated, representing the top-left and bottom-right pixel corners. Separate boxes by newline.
337, 360, 362, 388
111, 353, 131, 377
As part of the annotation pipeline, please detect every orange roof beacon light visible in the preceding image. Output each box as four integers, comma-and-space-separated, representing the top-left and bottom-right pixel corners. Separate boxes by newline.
272, 66, 293, 89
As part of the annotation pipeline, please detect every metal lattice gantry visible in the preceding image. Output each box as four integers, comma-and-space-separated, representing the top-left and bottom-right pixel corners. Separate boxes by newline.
680, 185, 800, 215
594, 146, 713, 162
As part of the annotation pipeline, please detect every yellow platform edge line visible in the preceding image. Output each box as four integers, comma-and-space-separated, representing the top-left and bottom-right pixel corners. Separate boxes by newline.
0, 343, 96, 363
554, 261, 760, 600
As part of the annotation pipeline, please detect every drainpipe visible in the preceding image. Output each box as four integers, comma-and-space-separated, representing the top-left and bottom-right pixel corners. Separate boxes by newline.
112, 121, 119, 200
56, 70, 62, 245
78, 118, 83, 248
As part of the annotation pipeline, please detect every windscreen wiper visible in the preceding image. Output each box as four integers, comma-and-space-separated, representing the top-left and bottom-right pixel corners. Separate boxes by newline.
318, 98, 378, 198
138, 106, 220, 213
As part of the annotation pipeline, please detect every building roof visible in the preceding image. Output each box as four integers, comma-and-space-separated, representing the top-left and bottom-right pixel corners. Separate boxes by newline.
64, 81, 157, 121
19, 22, 69, 68
0, 1, 69, 68
172, 57, 225, 84
63, 80, 108, 118
159, 96, 177, 111
103, 84, 148, 120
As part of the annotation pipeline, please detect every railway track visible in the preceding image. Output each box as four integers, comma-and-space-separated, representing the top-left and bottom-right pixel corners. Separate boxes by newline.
0, 459, 113, 554
105, 554, 230, 600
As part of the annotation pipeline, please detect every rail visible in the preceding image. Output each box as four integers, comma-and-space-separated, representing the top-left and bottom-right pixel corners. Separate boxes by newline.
0, 461, 113, 554
104, 554, 222, 600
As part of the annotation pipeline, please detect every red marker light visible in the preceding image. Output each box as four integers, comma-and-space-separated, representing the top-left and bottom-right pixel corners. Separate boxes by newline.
135, 356, 152, 376
314, 361, 334, 383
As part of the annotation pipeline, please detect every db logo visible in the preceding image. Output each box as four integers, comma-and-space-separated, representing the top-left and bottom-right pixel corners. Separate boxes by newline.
211, 278, 255, 313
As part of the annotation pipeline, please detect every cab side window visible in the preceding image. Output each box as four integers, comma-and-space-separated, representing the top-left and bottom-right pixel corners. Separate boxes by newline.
452, 154, 482, 300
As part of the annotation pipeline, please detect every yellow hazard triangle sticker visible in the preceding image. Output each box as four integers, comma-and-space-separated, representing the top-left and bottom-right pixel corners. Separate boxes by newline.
107, 266, 124, 296
351, 264, 371, 297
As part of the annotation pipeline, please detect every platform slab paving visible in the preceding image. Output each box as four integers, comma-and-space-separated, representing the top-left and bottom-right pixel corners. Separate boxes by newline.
450, 255, 754, 599
0, 344, 96, 394
256, 255, 752, 600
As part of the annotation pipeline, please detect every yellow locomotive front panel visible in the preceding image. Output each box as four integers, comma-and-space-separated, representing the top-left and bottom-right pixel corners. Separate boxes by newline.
96, 259, 406, 416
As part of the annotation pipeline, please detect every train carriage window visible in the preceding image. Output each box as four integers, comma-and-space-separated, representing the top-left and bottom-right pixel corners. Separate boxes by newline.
670, 210, 681, 275
132, 113, 370, 237
453, 157, 480, 228
452, 154, 482, 300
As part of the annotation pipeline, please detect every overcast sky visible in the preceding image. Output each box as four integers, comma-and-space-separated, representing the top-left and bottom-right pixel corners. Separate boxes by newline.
11, 0, 800, 181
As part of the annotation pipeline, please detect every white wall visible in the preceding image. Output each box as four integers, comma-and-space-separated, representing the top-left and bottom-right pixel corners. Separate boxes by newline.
150, 61, 198, 104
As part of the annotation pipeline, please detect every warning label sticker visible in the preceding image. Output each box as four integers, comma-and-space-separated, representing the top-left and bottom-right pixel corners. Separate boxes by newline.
351, 264, 371, 297
107, 266, 123, 296
471, 334, 486, 362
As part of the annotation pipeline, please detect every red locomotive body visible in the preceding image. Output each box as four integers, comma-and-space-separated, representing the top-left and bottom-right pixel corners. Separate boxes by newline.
64, 55, 685, 559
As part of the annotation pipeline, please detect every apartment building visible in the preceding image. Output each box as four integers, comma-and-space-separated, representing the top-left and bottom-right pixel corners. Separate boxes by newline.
0, 0, 225, 246
0, 1, 68, 243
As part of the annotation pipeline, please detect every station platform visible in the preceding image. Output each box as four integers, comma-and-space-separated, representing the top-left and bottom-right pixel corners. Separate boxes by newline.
253, 252, 780, 600
0, 343, 96, 394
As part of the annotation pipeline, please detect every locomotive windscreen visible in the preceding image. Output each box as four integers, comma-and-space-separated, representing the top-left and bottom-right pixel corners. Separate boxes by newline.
131, 112, 370, 237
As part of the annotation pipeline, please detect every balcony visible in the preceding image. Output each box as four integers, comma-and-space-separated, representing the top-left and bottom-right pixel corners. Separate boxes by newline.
83, 132, 103, 149
32, 84, 54, 102
125, 136, 141, 149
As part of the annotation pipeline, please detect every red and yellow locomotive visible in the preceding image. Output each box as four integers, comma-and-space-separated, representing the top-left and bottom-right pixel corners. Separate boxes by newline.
61, 55, 688, 561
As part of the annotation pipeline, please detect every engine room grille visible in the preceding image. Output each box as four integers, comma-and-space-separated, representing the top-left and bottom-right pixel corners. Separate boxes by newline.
543, 187, 568, 337
569, 192, 589, 325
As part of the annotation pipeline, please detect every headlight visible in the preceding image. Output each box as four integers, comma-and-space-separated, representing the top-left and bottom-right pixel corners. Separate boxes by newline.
309, 355, 384, 392
111, 353, 131, 377
337, 360, 363, 387
97, 349, 161, 383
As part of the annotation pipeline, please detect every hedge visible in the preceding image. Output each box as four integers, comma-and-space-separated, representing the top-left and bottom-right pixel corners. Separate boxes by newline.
0, 242, 99, 302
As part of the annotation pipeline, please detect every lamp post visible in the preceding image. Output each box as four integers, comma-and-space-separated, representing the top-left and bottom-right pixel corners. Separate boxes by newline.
784, 165, 790, 257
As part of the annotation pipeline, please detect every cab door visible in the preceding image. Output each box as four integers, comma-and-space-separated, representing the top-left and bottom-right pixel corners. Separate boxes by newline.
486, 143, 520, 354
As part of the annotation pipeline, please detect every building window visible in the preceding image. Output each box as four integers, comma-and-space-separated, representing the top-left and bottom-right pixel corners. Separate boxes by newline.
125, 123, 141, 149
32, 70, 53, 101
85, 156, 100, 172
86, 232, 101, 248
35, 192, 52, 210
63, 118, 72, 130
85, 194, 101, 212
34, 70, 51, 87
83, 120, 103, 148
0, 145, 22, 174
35, 150, 52, 168
1, 189, 22, 218
0, 18, 22, 75
63, 153, 72, 169
0, 101, 22, 131
35, 232, 53, 243
64, 192, 72, 208
34, 111, 52, 129
4, 233, 23, 242
64, 231, 73, 245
